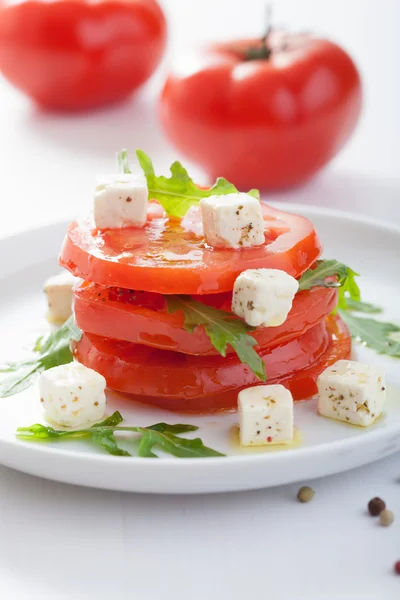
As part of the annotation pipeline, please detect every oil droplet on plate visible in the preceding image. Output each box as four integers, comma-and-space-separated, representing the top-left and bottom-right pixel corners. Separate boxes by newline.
228, 424, 303, 454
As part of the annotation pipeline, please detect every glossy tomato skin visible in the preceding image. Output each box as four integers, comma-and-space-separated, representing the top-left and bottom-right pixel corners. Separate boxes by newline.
74, 315, 351, 412
160, 33, 362, 189
74, 281, 337, 355
0, 0, 167, 110
60, 204, 322, 295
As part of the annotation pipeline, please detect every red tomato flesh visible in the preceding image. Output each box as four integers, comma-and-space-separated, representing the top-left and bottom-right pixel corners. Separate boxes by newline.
60, 204, 322, 295
74, 280, 337, 355
73, 315, 351, 413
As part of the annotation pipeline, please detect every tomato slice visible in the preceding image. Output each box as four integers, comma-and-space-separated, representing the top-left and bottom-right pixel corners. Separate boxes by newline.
60, 204, 322, 295
73, 315, 350, 412
74, 281, 337, 355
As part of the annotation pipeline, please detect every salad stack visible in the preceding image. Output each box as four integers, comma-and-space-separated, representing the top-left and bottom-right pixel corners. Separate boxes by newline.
59, 151, 352, 413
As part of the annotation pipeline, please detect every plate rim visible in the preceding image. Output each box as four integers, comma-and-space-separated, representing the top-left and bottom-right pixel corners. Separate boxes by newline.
1, 204, 400, 486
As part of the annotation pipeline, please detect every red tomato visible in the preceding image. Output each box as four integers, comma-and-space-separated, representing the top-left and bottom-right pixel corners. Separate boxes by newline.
0, 0, 167, 110
160, 32, 362, 189
60, 204, 322, 294
74, 281, 337, 355
73, 315, 351, 413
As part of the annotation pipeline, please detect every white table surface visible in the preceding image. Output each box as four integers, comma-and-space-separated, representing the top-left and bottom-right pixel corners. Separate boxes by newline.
0, 0, 399, 598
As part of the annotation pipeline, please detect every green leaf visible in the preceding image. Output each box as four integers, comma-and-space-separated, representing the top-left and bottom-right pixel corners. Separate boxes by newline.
33, 335, 44, 353
0, 316, 83, 398
298, 259, 361, 312
91, 430, 132, 457
337, 267, 361, 310
338, 310, 400, 357
136, 149, 259, 218
92, 411, 124, 428
137, 432, 159, 458
344, 298, 382, 314
146, 423, 198, 434
117, 149, 132, 174
137, 428, 222, 458
17, 413, 225, 458
139, 429, 225, 458
0, 363, 43, 398
16, 423, 89, 441
166, 296, 266, 381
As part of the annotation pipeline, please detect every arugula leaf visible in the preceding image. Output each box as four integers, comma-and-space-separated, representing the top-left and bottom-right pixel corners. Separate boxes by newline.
138, 429, 224, 458
94, 411, 124, 427
117, 149, 132, 174
166, 296, 266, 381
338, 310, 400, 357
136, 149, 259, 218
91, 430, 132, 457
146, 422, 198, 434
344, 298, 382, 314
16, 412, 224, 458
0, 316, 82, 398
0, 364, 44, 398
298, 259, 361, 312
137, 433, 158, 458
337, 267, 361, 310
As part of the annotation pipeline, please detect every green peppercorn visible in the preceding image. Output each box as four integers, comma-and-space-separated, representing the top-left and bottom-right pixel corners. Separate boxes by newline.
297, 486, 315, 503
379, 509, 395, 527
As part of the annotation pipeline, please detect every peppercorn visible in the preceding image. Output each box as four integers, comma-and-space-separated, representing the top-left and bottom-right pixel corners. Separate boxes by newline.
394, 561, 400, 575
379, 509, 395, 527
297, 486, 315, 503
368, 497, 386, 516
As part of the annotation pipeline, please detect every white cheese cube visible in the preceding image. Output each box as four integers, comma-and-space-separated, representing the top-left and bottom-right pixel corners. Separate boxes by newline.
317, 360, 386, 427
94, 173, 148, 229
238, 384, 294, 446
39, 363, 107, 428
44, 271, 79, 324
232, 268, 299, 327
200, 193, 265, 249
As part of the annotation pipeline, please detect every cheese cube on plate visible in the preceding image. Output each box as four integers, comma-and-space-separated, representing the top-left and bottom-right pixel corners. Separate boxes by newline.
94, 173, 148, 229
317, 360, 386, 427
39, 363, 106, 428
44, 271, 79, 324
232, 268, 299, 327
200, 192, 265, 249
238, 384, 294, 446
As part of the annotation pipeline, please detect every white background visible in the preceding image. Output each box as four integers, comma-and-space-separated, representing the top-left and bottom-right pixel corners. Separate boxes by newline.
0, 0, 400, 598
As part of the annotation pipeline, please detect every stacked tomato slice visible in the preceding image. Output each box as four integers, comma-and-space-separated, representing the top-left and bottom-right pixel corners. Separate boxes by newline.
60, 203, 351, 412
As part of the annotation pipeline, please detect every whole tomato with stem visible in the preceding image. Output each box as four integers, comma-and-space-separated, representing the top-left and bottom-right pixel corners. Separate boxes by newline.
160, 24, 362, 190
0, 0, 167, 110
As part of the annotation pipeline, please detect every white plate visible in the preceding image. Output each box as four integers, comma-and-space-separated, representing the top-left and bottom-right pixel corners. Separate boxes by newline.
0, 205, 399, 494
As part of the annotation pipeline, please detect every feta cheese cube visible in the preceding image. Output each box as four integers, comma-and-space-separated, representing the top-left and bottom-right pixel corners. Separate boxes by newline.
94, 173, 148, 229
317, 360, 386, 427
39, 363, 107, 428
200, 193, 265, 249
232, 268, 299, 327
238, 384, 294, 446
44, 271, 79, 324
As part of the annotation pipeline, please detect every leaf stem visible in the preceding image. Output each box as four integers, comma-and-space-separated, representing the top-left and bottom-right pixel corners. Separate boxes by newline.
244, 4, 273, 61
